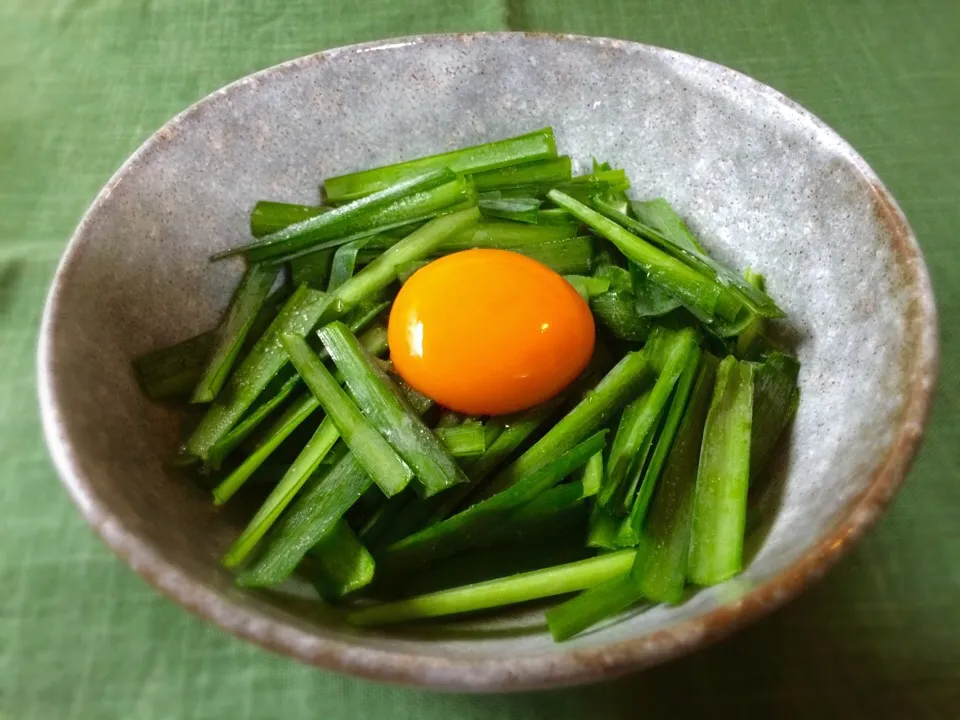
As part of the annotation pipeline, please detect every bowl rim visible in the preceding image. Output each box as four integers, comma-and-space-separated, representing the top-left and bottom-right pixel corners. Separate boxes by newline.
37, 31, 939, 692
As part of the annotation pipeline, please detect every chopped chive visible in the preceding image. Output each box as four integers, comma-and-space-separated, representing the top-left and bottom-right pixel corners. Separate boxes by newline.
565, 274, 610, 301
579, 451, 604, 497
212, 391, 320, 504
327, 238, 370, 291
221, 417, 340, 565
735, 270, 767, 357
435, 420, 486, 457
687, 356, 754, 586
348, 549, 635, 626
595, 199, 784, 319
280, 333, 413, 497
600, 390, 651, 510
265, 216, 426, 265
591, 159, 631, 216
433, 222, 595, 275
419, 399, 563, 526
318, 321, 469, 496
336, 299, 392, 342
309, 520, 376, 600
462, 405, 557, 482
588, 264, 660, 338
206, 320, 387, 470
381, 431, 606, 568
630, 198, 704, 253
558, 168, 630, 198
137, 286, 289, 404
613, 421, 659, 520
478, 196, 541, 224
749, 352, 800, 477
600, 330, 698, 510
251, 201, 328, 238
485, 481, 588, 545
290, 249, 333, 287
545, 575, 643, 642
192, 264, 279, 403
333, 207, 481, 311
618, 346, 701, 545
537, 208, 575, 225
133, 330, 215, 401
511, 237, 595, 275
470, 156, 572, 193
223, 169, 461, 262
631, 265, 682, 317
189, 209, 479, 459
434, 410, 466, 429
238, 384, 437, 587
548, 190, 741, 323
632, 356, 718, 603
185, 284, 336, 460
205, 373, 301, 469
238, 453, 372, 587
351, 420, 485, 550
324, 128, 557, 202
358, 491, 412, 550
590, 290, 651, 341
587, 504, 621, 550
424, 346, 617, 527
442, 220, 578, 250
480, 350, 651, 499
395, 260, 428, 283
389, 506, 591, 599
502, 168, 630, 200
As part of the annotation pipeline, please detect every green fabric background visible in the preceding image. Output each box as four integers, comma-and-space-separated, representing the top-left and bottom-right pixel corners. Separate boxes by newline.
1, 1, 958, 717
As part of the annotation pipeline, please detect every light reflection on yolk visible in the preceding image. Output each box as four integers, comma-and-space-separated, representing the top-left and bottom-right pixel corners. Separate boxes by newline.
407, 320, 424, 359
388, 249, 596, 415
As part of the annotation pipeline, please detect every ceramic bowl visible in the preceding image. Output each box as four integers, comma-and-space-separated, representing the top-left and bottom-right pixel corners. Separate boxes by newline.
38, 33, 938, 691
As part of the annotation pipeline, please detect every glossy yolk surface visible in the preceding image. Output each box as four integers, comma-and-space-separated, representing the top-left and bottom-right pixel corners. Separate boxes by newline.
388, 249, 595, 415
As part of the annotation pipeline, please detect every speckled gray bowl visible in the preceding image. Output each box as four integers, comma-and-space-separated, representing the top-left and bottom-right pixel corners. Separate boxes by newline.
38, 33, 937, 691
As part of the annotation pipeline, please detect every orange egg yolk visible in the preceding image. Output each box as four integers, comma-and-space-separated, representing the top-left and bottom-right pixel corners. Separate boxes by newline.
388, 249, 596, 415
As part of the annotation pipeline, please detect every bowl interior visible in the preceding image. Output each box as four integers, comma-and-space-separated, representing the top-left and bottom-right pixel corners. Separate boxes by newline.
40, 34, 934, 688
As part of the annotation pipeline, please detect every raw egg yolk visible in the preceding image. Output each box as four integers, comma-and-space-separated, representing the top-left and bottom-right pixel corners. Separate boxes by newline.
388, 249, 595, 415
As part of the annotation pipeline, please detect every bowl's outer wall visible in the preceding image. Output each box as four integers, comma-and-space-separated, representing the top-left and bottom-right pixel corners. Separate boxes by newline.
39, 34, 936, 689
